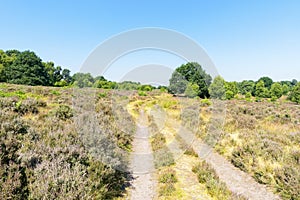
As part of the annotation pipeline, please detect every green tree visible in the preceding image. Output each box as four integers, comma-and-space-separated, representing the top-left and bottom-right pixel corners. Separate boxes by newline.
0, 50, 20, 82
288, 82, 300, 104
43, 61, 56, 85
258, 76, 273, 89
168, 71, 188, 94
238, 80, 255, 95
6, 51, 49, 85
61, 69, 72, 84
72, 73, 94, 88
208, 76, 226, 99
255, 80, 269, 98
282, 84, 290, 95
185, 82, 199, 98
270, 82, 283, 99
170, 62, 212, 98
225, 81, 238, 99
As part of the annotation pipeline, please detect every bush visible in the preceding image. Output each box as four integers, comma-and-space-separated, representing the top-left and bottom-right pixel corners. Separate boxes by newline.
200, 98, 212, 106
138, 91, 147, 96
54, 105, 73, 120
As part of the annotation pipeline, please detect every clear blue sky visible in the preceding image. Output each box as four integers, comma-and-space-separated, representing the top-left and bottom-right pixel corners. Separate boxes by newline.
1, 0, 299, 82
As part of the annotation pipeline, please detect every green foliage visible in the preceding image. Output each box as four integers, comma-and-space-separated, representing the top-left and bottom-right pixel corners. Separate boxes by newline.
208, 76, 226, 99
288, 82, 300, 104
169, 62, 212, 98
255, 80, 270, 98
72, 73, 94, 88
225, 81, 238, 100
282, 84, 290, 95
225, 90, 234, 100
50, 90, 61, 96
245, 92, 252, 98
238, 80, 255, 95
184, 82, 199, 98
270, 82, 283, 99
138, 84, 154, 91
138, 91, 147, 96
258, 76, 273, 89
6, 51, 50, 86
54, 105, 74, 120
200, 98, 212, 106
168, 71, 188, 94
117, 81, 140, 90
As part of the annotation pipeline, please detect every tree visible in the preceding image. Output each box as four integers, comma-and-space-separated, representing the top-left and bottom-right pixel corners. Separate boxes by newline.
255, 80, 269, 98
288, 82, 300, 104
5, 51, 49, 86
168, 71, 188, 94
258, 76, 273, 89
238, 80, 255, 95
169, 62, 212, 98
291, 79, 298, 86
184, 82, 199, 98
270, 82, 283, 99
208, 76, 226, 99
282, 84, 290, 95
61, 69, 72, 84
72, 73, 94, 88
225, 81, 238, 99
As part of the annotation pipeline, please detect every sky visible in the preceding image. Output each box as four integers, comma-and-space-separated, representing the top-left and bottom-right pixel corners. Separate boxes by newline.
1, 0, 300, 83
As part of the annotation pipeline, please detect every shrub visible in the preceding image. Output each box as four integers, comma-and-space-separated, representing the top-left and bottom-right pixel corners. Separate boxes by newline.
138, 91, 147, 96
54, 105, 73, 120
200, 98, 212, 106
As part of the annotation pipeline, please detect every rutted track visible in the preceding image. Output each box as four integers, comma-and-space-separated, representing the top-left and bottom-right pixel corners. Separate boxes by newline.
128, 111, 157, 200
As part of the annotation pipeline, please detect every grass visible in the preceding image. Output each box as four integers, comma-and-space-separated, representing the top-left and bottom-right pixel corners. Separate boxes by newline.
192, 161, 246, 200
158, 167, 178, 197
213, 100, 300, 199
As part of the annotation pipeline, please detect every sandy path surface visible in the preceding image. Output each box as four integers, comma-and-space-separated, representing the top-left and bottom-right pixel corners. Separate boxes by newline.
176, 125, 280, 200
128, 111, 157, 200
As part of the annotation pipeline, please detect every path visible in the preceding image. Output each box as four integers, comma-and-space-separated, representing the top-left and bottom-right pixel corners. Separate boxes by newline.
128, 111, 157, 200
175, 124, 280, 200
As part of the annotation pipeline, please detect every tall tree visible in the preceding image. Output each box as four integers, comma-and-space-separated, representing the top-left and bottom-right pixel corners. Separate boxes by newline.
62, 69, 72, 84
184, 82, 199, 98
208, 76, 226, 99
170, 62, 212, 98
255, 80, 269, 98
258, 76, 273, 89
225, 81, 238, 99
6, 51, 49, 86
72, 72, 94, 88
270, 82, 283, 99
168, 71, 188, 94
238, 80, 255, 95
288, 82, 300, 104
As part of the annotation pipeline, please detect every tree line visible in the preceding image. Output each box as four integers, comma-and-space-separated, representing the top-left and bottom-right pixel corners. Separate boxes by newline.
168, 62, 299, 104
0, 49, 299, 103
0, 49, 155, 91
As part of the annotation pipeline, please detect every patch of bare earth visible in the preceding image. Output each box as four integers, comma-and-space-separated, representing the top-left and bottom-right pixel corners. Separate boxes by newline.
128, 111, 157, 200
